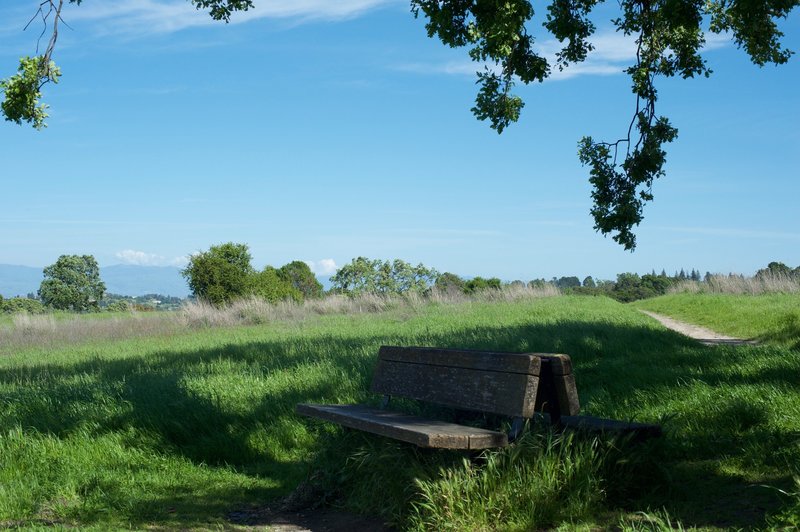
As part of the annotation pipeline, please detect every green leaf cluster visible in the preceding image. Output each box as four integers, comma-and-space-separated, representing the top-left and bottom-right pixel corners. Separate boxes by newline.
0, 56, 60, 130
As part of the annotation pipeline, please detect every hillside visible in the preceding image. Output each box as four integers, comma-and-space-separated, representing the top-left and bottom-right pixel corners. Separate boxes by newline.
0, 264, 189, 298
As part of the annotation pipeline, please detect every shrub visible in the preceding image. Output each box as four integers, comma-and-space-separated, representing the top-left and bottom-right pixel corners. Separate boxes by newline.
2, 297, 46, 314
434, 272, 466, 295
278, 261, 323, 299
251, 267, 301, 303
182, 242, 255, 306
463, 276, 502, 294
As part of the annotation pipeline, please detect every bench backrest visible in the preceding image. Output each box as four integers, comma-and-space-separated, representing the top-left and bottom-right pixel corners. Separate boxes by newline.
371, 346, 545, 418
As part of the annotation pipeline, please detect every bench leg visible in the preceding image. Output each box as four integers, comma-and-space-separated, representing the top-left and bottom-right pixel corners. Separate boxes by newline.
380, 395, 391, 409
508, 417, 525, 443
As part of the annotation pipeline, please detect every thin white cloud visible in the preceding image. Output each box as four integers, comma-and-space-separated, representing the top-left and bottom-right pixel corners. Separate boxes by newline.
116, 249, 188, 266
116, 249, 163, 265
169, 255, 190, 267
397, 29, 732, 82
305, 258, 338, 275
65, 0, 399, 36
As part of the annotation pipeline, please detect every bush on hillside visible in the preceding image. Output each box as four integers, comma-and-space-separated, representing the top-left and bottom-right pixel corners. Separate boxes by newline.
252, 267, 301, 303
278, 261, 323, 299
463, 276, 502, 294
2, 297, 46, 314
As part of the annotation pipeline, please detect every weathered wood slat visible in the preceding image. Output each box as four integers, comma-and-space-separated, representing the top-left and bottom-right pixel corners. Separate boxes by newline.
371, 359, 539, 417
296, 403, 508, 449
378, 346, 542, 375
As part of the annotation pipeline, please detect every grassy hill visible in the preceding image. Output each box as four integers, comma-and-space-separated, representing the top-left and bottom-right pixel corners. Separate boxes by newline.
634, 293, 800, 348
0, 295, 798, 529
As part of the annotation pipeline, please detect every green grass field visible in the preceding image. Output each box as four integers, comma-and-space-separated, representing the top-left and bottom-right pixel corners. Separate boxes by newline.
1, 295, 798, 529
634, 293, 800, 348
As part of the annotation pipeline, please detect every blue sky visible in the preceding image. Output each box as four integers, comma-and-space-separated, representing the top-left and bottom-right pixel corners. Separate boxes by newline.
1, 0, 798, 281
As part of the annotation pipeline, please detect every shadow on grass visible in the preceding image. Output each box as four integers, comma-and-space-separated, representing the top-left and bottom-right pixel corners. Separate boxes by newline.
0, 316, 796, 528
759, 313, 800, 350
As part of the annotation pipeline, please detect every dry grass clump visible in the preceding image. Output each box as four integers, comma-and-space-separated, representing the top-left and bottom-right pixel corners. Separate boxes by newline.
177, 284, 561, 328
1, 311, 180, 353
1, 285, 561, 353
670, 272, 800, 295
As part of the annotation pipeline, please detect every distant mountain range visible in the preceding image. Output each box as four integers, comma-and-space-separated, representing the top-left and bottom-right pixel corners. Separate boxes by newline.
0, 264, 190, 298
1, 264, 334, 299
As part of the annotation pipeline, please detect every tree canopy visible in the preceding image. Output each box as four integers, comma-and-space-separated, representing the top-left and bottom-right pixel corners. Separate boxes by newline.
331, 257, 439, 295
181, 242, 256, 306
38, 254, 105, 311
3, 0, 797, 249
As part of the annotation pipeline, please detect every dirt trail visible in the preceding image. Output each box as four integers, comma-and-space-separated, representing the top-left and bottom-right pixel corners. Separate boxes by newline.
639, 310, 758, 346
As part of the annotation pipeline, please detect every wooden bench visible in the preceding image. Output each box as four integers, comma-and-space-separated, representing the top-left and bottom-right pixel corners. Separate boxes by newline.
296, 346, 582, 449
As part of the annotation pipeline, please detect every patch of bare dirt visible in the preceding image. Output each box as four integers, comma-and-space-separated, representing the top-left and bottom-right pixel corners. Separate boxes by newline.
226, 480, 397, 532
227, 507, 395, 531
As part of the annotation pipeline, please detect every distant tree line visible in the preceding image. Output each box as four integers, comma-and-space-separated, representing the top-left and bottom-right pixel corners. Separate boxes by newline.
101, 293, 186, 312
4, 248, 798, 314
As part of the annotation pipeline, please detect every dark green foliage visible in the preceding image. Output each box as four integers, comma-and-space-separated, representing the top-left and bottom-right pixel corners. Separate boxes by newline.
463, 276, 502, 294
278, 261, 323, 299
38, 255, 105, 311
181, 243, 255, 306
528, 278, 549, 289
601, 272, 673, 302
756, 261, 797, 278
579, 116, 679, 250
564, 271, 675, 301
331, 257, 438, 295
554, 276, 581, 289
190, 0, 254, 21
434, 272, 466, 294
1, 296, 46, 314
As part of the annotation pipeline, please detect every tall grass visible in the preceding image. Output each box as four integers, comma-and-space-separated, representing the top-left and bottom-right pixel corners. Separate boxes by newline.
409, 430, 616, 530
0, 285, 559, 354
670, 272, 800, 295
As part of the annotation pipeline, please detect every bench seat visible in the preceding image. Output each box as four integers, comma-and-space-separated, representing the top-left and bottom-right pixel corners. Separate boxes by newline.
296, 403, 508, 449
